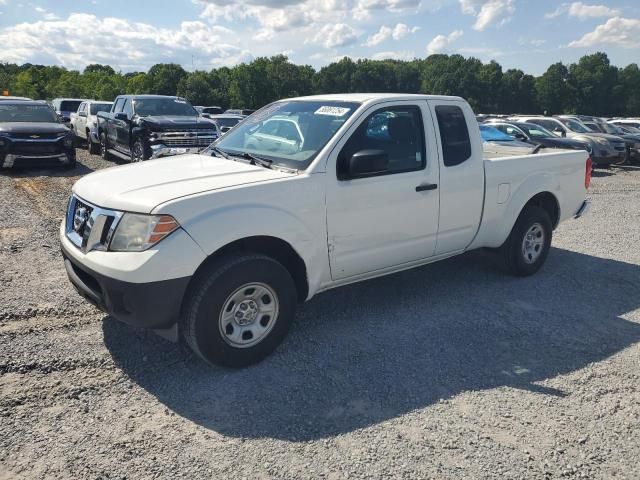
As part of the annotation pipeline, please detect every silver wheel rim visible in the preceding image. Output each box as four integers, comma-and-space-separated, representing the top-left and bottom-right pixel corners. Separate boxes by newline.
218, 282, 279, 348
100, 136, 107, 157
521, 222, 545, 264
132, 142, 144, 162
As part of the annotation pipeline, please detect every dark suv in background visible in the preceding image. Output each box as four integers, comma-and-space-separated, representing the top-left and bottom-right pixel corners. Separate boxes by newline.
51, 98, 88, 128
0, 100, 76, 168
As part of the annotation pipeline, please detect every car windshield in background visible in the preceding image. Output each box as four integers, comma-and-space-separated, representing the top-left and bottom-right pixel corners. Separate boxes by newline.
208, 100, 360, 169
0, 103, 59, 123
90, 103, 112, 115
59, 101, 82, 112
560, 118, 590, 133
133, 98, 197, 117
520, 124, 555, 139
480, 124, 515, 142
215, 117, 242, 128
600, 123, 623, 135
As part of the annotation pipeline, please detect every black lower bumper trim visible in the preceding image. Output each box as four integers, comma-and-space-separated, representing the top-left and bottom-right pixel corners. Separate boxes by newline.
62, 244, 190, 330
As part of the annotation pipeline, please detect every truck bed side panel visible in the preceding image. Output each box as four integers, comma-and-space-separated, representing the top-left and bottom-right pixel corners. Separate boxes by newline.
469, 150, 588, 250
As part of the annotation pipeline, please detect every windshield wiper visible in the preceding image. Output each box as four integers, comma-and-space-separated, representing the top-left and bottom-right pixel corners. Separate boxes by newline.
209, 146, 232, 160
241, 152, 273, 169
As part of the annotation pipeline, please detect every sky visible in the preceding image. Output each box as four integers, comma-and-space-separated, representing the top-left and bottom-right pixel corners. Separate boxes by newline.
0, 0, 638, 75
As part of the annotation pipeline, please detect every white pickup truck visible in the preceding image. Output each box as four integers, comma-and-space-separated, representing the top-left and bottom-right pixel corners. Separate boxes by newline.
60, 94, 592, 367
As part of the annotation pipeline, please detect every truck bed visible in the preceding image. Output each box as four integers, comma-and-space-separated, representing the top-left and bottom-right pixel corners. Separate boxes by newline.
470, 149, 589, 250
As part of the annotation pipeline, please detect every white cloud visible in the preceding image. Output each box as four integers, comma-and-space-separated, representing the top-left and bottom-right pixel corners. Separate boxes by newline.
371, 50, 415, 60
546, 2, 620, 20
313, 23, 358, 48
353, 0, 421, 20
426, 29, 463, 54
569, 17, 640, 48
0, 13, 246, 71
363, 23, 418, 47
459, 0, 515, 31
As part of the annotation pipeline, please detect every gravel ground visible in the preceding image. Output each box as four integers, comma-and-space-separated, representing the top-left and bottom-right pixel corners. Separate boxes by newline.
1, 150, 639, 479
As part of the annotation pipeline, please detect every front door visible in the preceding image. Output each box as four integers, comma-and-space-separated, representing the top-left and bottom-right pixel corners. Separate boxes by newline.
326, 102, 440, 280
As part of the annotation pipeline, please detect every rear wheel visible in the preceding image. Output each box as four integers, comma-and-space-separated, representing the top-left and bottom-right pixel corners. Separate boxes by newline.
181, 254, 297, 368
502, 206, 552, 276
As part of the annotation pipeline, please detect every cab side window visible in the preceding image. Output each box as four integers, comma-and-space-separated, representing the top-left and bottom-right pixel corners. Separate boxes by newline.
338, 106, 425, 179
113, 98, 125, 113
123, 99, 133, 118
435, 105, 471, 167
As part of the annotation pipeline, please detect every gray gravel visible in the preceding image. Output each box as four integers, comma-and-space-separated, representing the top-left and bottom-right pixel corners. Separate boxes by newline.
1, 152, 639, 479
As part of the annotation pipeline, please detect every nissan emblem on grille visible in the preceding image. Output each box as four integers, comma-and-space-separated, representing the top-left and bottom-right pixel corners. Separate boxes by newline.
73, 206, 88, 233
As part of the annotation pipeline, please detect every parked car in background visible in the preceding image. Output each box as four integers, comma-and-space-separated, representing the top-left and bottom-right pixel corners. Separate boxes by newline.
51, 98, 89, 128
0, 95, 32, 101
0, 100, 75, 168
582, 120, 640, 164
225, 108, 255, 116
479, 124, 536, 158
70, 100, 113, 154
195, 106, 224, 118
615, 124, 640, 135
96, 95, 218, 162
61, 93, 591, 367
510, 116, 624, 166
208, 114, 244, 134
609, 119, 640, 130
488, 121, 592, 154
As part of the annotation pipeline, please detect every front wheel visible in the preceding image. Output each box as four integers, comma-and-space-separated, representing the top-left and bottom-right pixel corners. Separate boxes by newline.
181, 254, 297, 367
131, 139, 148, 162
87, 131, 100, 154
100, 132, 112, 161
502, 206, 552, 276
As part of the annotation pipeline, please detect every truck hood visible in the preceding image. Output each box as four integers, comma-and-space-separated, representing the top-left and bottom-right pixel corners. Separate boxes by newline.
0, 122, 69, 134
73, 154, 295, 213
137, 115, 215, 130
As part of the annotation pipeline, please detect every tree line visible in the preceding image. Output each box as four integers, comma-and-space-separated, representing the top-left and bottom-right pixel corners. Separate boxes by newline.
1, 52, 639, 117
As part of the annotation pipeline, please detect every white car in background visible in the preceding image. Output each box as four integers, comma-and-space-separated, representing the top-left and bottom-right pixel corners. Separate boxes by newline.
70, 100, 113, 154
246, 117, 304, 154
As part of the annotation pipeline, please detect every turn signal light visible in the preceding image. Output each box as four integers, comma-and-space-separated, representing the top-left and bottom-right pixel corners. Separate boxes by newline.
585, 157, 592, 190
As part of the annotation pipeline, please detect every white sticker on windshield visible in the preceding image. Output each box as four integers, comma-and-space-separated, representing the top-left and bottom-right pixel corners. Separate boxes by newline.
315, 106, 351, 117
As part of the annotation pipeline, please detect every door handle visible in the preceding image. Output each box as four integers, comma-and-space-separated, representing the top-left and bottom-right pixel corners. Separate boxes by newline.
415, 183, 438, 192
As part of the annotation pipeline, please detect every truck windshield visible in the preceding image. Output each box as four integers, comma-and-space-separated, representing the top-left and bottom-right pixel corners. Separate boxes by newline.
206, 100, 360, 170
0, 103, 59, 123
90, 103, 112, 115
133, 98, 197, 117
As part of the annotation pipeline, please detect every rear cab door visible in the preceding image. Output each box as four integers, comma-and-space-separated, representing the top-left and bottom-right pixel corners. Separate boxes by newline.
427, 99, 485, 255
75, 102, 87, 138
325, 100, 441, 280
108, 97, 125, 147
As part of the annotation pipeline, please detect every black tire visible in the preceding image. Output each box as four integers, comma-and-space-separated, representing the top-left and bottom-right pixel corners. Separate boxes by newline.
100, 132, 112, 161
502, 205, 552, 277
87, 131, 100, 154
131, 139, 148, 162
181, 254, 297, 368
63, 158, 77, 170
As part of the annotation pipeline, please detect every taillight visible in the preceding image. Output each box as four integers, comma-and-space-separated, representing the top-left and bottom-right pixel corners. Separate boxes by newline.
585, 157, 592, 190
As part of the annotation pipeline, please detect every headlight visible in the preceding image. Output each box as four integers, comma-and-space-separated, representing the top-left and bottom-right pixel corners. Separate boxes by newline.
594, 137, 609, 145
109, 213, 179, 252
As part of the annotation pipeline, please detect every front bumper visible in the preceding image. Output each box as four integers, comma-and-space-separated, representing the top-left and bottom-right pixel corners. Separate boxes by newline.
61, 241, 190, 330
592, 149, 625, 165
1, 152, 74, 168
149, 144, 202, 159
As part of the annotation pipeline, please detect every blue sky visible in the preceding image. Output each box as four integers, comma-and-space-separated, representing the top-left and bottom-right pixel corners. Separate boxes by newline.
0, 0, 638, 74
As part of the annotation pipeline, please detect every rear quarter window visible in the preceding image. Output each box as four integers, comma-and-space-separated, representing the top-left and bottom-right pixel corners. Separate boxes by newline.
435, 105, 472, 167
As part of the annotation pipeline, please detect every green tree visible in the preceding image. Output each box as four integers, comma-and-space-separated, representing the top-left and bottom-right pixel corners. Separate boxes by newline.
146, 63, 187, 96
535, 62, 573, 115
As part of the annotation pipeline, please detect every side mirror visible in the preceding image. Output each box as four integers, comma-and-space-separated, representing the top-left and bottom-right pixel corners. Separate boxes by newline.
554, 128, 566, 137
514, 132, 527, 141
79, 111, 87, 118
345, 149, 389, 178
115, 112, 128, 121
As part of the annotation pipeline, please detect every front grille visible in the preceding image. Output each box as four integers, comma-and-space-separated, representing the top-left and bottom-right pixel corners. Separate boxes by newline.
10, 132, 62, 140
154, 130, 217, 148
613, 143, 625, 151
13, 142, 61, 155
65, 196, 122, 252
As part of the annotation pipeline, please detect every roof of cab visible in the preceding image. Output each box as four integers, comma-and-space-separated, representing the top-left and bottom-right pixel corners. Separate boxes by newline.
286, 93, 465, 103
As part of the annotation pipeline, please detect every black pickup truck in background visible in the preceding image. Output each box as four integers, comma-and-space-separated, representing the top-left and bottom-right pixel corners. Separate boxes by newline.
96, 95, 219, 162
